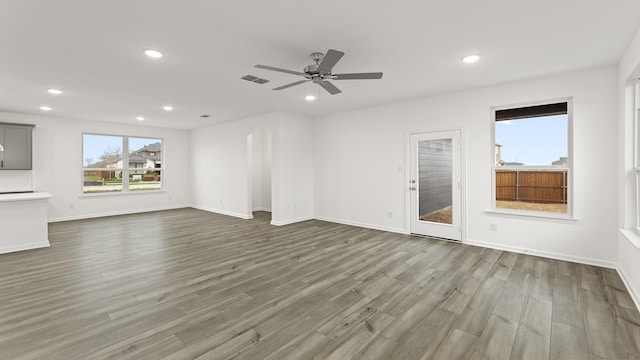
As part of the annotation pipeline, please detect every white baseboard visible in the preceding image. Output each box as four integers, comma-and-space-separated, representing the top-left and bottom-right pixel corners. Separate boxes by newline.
191, 205, 253, 220
252, 207, 272, 212
466, 238, 617, 269
617, 265, 640, 313
271, 216, 314, 226
0, 241, 50, 254
313, 216, 408, 235
48, 204, 191, 222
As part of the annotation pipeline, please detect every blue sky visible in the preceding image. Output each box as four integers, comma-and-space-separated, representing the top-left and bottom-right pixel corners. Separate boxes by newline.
495, 114, 567, 165
83, 134, 161, 166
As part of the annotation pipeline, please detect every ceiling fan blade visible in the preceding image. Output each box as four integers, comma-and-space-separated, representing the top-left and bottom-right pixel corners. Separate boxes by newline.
317, 49, 344, 73
255, 64, 307, 77
332, 72, 383, 80
318, 80, 342, 95
273, 79, 309, 90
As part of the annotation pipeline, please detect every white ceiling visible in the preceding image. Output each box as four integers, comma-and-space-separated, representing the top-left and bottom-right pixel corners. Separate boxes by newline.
1, 0, 639, 129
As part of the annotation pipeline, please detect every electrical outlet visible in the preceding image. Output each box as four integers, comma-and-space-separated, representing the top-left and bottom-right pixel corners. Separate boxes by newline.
387, 212, 393, 218
490, 223, 498, 231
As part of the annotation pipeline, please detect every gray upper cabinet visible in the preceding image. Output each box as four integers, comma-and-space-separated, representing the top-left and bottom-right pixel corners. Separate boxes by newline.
0, 123, 34, 170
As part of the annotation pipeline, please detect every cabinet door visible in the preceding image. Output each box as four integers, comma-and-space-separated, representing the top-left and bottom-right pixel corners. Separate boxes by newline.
1, 126, 32, 170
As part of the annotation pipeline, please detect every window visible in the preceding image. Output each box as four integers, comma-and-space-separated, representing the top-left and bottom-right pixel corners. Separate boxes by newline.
82, 134, 163, 194
491, 99, 572, 216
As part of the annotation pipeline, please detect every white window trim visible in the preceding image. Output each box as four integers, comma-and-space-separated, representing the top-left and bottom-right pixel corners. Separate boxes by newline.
490, 97, 574, 220
634, 80, 640, 232
81, 133, 164, 196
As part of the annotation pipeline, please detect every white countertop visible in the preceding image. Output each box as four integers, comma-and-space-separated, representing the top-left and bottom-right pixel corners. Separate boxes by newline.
0, 192, 52, 202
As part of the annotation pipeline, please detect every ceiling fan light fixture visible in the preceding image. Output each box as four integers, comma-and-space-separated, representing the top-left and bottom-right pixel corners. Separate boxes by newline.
462, 54, 481, 64
144, 49, 164, 59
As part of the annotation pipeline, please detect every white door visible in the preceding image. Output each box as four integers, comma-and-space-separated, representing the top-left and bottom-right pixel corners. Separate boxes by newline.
409, 130, 462, 241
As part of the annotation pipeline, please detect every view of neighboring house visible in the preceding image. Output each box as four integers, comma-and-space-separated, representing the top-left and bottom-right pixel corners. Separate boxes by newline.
114, 142, 162, 173
552, 156, 568, 165
494, 144, 524, 166
494, 144, 505, 166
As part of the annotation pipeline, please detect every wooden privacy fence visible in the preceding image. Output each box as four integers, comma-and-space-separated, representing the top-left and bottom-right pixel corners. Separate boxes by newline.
496, 169, 567, 204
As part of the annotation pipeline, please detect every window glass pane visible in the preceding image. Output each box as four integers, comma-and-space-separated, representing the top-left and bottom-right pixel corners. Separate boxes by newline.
637, 169, 640, 226
495, 115, 567, 166
494, 104, 570, 215
418, 139, 453, 224
128, 137, 162, 168
83, 170, 122, 194
636, 108, 640, 167
129, 170, 162, 191
128, 137, 162, 191
83, 134, 123, 168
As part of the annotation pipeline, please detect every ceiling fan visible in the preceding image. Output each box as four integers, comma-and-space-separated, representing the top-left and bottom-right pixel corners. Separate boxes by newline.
255, 49, 383, 95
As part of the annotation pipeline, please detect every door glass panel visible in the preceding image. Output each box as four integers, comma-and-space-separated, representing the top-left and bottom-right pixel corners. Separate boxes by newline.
418, 139, 453, 224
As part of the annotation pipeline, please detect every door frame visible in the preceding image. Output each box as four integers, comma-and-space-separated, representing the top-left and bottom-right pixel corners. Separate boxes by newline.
405, 129, 466, 242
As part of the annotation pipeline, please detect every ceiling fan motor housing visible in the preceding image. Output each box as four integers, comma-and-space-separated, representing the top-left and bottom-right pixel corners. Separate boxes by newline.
305, 52, 327, 76
304, 64, 321, 74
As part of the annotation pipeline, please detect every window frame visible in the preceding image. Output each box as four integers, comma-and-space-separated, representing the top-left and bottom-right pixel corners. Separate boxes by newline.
490, 97, 574, 219
634, 81, 640, 230
81, 133, 164, 196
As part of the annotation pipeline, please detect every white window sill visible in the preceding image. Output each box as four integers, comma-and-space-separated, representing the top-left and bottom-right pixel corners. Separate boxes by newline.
486, 209, 577, 223
619, 228, 640, 251
79, 190, 166, 198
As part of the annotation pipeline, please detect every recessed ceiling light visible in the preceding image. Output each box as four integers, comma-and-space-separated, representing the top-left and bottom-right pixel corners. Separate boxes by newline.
163, 106, 173, 111
47, 88, 63, 95
136, 116, 145, 121
462, 54, 481, 64
40, 106, 52, 111
144, 49, 164, 59
305, 95, 316, 101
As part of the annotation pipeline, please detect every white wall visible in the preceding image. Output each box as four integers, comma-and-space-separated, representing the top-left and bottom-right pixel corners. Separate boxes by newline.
249, 128, 272, 212
314, 66, 619, 267
618, 26, 640, 310
270, 112, 313, 225
250, 130, 263, 211
0, 112, 192, 221
190, 111, 312, 224
262, 130, 272, 210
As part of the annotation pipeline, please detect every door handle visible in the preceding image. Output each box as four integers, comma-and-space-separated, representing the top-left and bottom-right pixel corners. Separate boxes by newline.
410, 187, 416, 191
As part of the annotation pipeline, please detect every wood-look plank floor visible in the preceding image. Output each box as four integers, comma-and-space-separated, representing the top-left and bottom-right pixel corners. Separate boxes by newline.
0, 208, 639, 359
